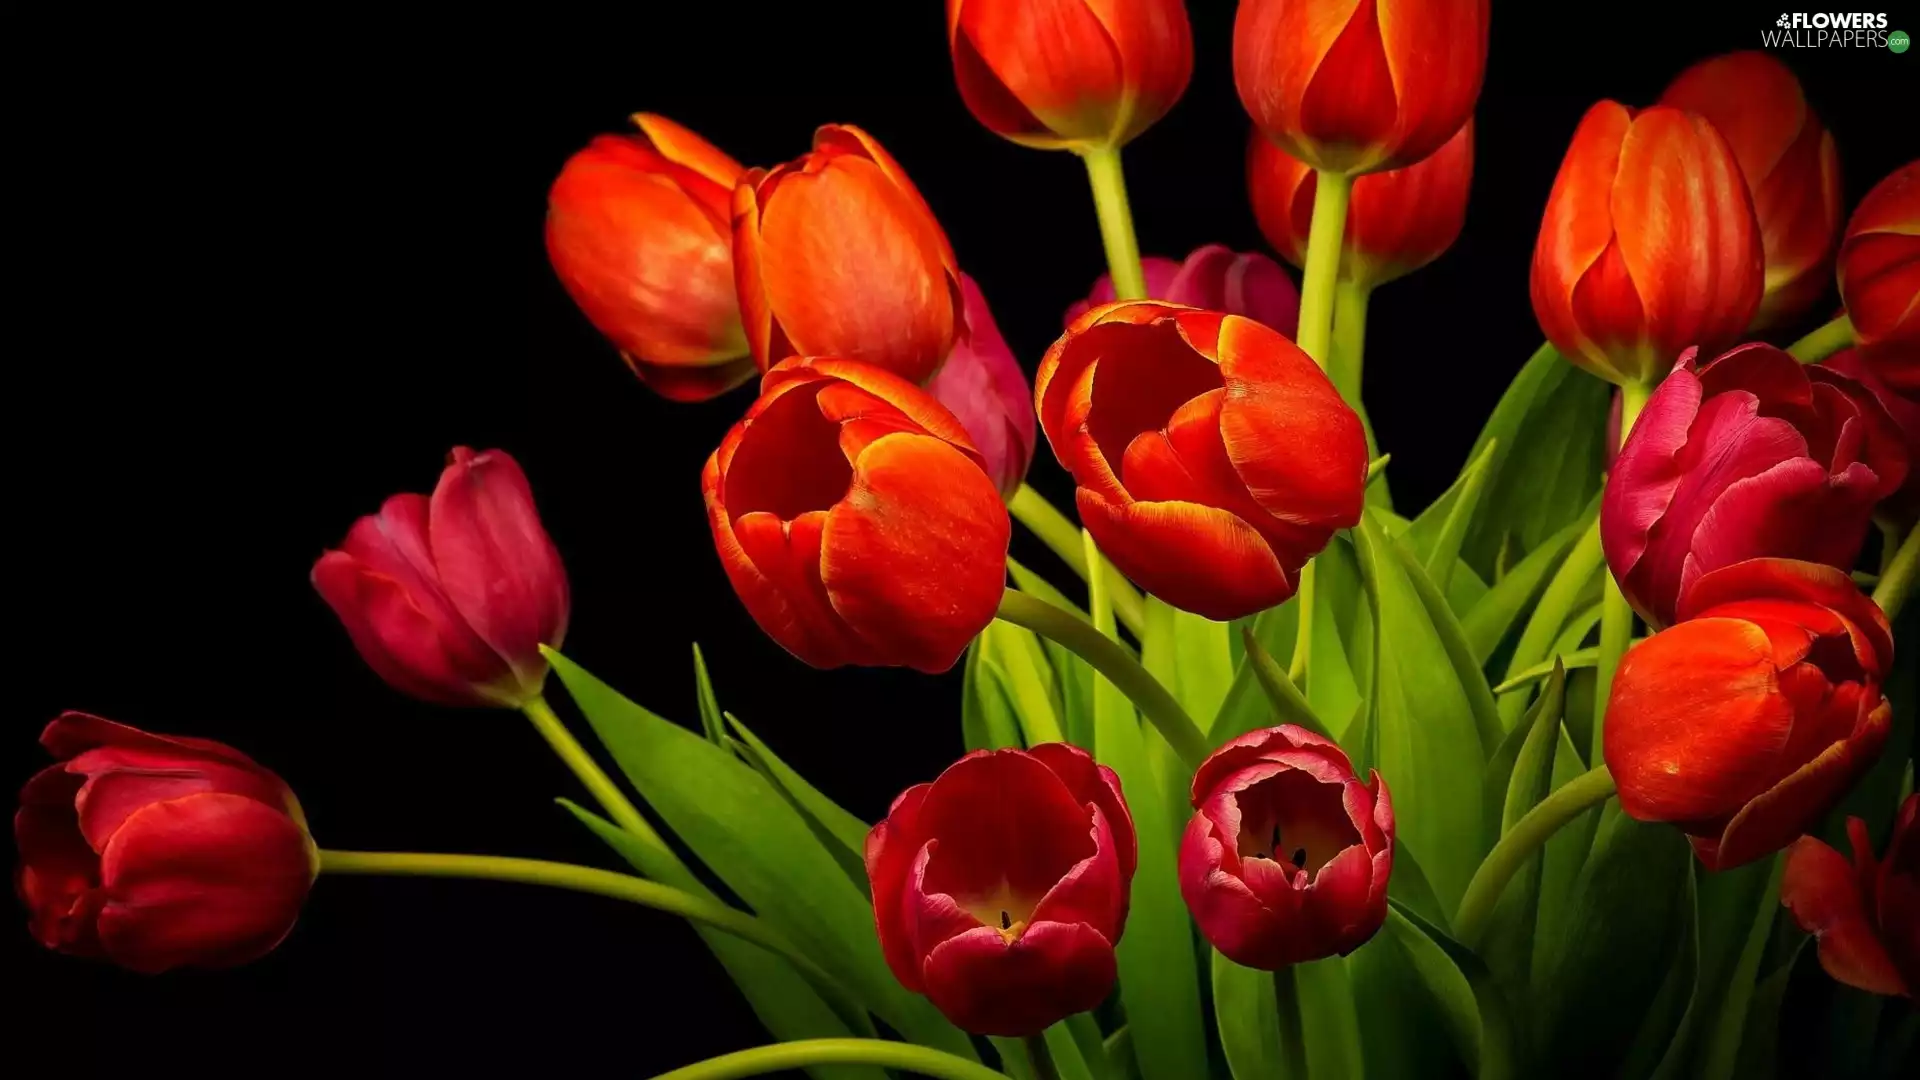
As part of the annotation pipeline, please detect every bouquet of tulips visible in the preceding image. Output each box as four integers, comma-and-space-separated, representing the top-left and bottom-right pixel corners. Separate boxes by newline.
19, 3, 1918, 1078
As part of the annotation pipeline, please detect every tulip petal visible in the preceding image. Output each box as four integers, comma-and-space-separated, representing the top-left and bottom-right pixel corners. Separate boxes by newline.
729, 509, 860, 670
914, 750, 1094, 910
630, 112, 744, 190
623, 353, 758, 403
311, 550, 514, 707
1029, 804, 1126, 938
1179, 812, 1300, 969
1234, 0, 1369, 170
922, 921, 1118, 1037
14, 764, 103, 956
38, 712, 260, 770
951, 0, 1126, 146
1083, 0, 1194, 146
1677, 455, 1867, 606
1298, 0, 1397, 166
1782, 833, 1908, 995
1215, 315, 1367, 531
1603, 361, 1702, 608
1372, 0, 1488, 171
1708, 697, 1891, 871
1679, 557, 1894, 677
776, 357, 980, 458
1304, 839, 1379, 949
1024, 742, 1137, 880
429, 448, 569, 690
1085, 318, 1224, 473
67, 746, 293, 853
1532, 100, 1632, 371
1078, 491, 1293, 621
907, 840, 993, 977
865, 784, 932, 989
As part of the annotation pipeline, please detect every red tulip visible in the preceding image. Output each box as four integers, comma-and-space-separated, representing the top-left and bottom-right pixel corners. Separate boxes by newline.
866, 743, 1136, 1036
1035, 301, 1366, 620
15, 713, 317, 973
1782, 795, 1918, 998
1659, 53, 1842, 330
946, 0, 1193, 152
927, 274, 1036, 500
733, 125, 962, 385
1234, 0, 1489, 175
545, 114, 754, 401
313, 448, 570, 708
1602, 344, 1908, 629
1531, 102, 1764, 387
1605, 558, 1894, 872
1179, 725, 1393, 969
1838, 162, 1920, 360
704, 357, 1010, 673
1064, 244, 1300, 339
1248, 121, 1473, 291
1826, 345, 1920, 522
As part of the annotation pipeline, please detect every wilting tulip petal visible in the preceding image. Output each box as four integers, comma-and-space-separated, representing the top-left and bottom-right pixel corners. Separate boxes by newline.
1782, 797, 1917, 997
1838, 163, 1920, 360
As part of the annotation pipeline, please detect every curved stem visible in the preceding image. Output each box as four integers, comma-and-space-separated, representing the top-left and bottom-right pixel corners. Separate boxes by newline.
650, 1040, 1012, 1080
523, 696, 657, 843
1080, 147, 1146, 301
1453, 765, 1618, 948
1296, 170, 1353, 367
996, 589, 1211, 769
1273, 964, 1310, 1078
1786, 313, 1854, 363
1330, 279, 1371, 405
1871, 524, 1919, 620
1010, 483, 1146, 635
1592, 381, 1650, 758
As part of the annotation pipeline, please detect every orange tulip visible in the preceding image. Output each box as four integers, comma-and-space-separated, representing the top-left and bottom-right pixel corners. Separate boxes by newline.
1247, 121, 1473, 291
1781, 796, 1918, 999
1531, 102, 1764, 387
1660, 52, 1843, 330
703, 358, 1009, 673
1034, 301, 1366, 620
1838, 162, 1920, 361
545, 114, 752, 401
733, 125, 962, 385
1233, 0, 1489, 176
946, 0, 1193, 152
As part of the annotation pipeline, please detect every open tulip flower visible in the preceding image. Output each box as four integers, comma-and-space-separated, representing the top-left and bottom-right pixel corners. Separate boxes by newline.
1605, 558, 1894, 871
927, 273, 1037, 500
1063, 244, 1300, 339
1782, 795, 1918, 999
1838, 162, 1920, 361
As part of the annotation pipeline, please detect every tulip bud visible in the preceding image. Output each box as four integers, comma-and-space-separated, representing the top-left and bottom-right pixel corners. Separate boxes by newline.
1605, 558, 1894, 872
15, 713, 318, 973
1035, 301, 1366, 621
1531, 102, 1764, 388
1248, 121, 1474, 292
1825, 345, 1920, 522
946, 0, 1193, 153
704, 358, 1010, 673
927, 274, 1037, 500
1781, 795, 1917, 999
1659, 53, 1843, 330
1838, 162, 1919, 360
1234, 0, 1489, 175
866, 744, 1136, 1036
313, 448, 571, 708
545, 114, 755, 401
1064, 244, 1300, 340
1602, 344, 1908, 629
733, 125, 962, 385
1179, 725, 1393, 969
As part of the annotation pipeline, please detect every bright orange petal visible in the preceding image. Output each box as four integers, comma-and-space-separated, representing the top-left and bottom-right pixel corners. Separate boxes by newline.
1078, 490, 1293, 621
1215, 315, 1367, 530
1532, 101, 1633, 375
1782, 833, 1909, 996
630, 113, 744, 189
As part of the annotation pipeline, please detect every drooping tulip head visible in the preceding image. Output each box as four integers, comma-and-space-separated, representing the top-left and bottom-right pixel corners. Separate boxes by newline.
1233, 0, 1489, 175
545, 114, 754, 401
1064, 244, 1300, 339
1605, 558, 1894, 872
867, 743, 1136, 1036
733, 125, 962, 384
1035, 301, 1367, 620
1838, 162, 1920, 359
946, 0, 1194, 152
1781, 796, 1918, 998
15, 713, 318, 973
704, 358, 1011, 673
928, 274, 1037, 499
1179, 725, 1393, 969
1531, 102, 1765, 387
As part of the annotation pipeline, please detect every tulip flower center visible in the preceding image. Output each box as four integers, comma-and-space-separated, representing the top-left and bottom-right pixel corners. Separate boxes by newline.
724, 385, 854, 519
1085, 321, 1224, 475
954, 881, 1038, 944
1233, 771, 1361, 877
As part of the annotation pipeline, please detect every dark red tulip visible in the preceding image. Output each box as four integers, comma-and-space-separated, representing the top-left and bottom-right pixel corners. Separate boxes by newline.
866, 743, 1136, 1036
1064, 244, 1300, 340
704, 357, 1010, 673
1605, 558, 1894, 872
1825, 344, 1920, 522
15, 713, 317, 973
1782, 796, 1918, 998
1838, 162, 1920, 360
1179, 725, 1393, 969
927, 274, 1036, 499
313, 448, 570, 708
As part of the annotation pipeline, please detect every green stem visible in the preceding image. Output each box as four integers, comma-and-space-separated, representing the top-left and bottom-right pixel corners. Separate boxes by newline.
1010, 483, 1145, 635
649, 1039, 1012, 1080
1024, 1034, 1061, 1080
1593, 381, 1650, 758
1286, 560, 1316, 688
1871, 525, 1919, 620
523, 696, 657, 843
1080, 147, 1146, 301
996, 589, 1211, 769
1453, 765, 1618, 947
1330, 279, 1371, 405
1273, 964, 1310, 1077
1296, 170, 1353, 367
1786, 313, 1854, 363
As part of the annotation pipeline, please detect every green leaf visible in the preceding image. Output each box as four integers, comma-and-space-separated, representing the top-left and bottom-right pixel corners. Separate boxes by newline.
725, 712, 870, 890
1389, 838, 1450, 931
1295, 957, 1368, 1079
1378, 905, 1488, 1077
1392, 900, 1522, 1080
1625, 862, 1700, 1080
1067, 1013, 1115, 1080
1495, 518, 1603, 733
1104, 1026, 1139, 1080
1730, 941, 1805, 1080
1043, 1021, 1100, 1080
1213, 951, 1282, 1080
1500, 664, 1567, 834
1491, 648, 1597, 695
962, 641, 1027, 752
543, 650, 975, 1060
691, 643, 726, 745
1239, 626, 1334, 740
1006, 558, 1098, 748
988, 1038, 1039, 1080
1398, 438, 1499, 598
1460, 511, 1592, 667
1693, 857, 1786, 1080
979, 619, 1066, 746
1306, 536, 1368, 741
1475, 665, 1569, 1001
1349, 928, 1467, 1080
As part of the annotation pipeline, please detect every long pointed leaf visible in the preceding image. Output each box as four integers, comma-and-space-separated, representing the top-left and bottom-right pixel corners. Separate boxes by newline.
692, 643, 726, 745
1460, 511, 1591, 667
725, 712, 870, 888
1213, 950, 1281, 1080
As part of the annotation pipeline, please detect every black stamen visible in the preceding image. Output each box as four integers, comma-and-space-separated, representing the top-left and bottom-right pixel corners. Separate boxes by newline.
1000, 910, 1012, 930
1291, 848, 1308, 869
1271, 824, 1282, 853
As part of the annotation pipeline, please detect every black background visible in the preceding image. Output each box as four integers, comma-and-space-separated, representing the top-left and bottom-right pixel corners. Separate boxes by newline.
12, 4, 1915, 1076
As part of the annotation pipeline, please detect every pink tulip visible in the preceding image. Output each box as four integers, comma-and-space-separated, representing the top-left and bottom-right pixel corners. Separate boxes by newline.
1065, 245, 1300, 339
1826, 346, 1920, 524
927, 274, 1037, 499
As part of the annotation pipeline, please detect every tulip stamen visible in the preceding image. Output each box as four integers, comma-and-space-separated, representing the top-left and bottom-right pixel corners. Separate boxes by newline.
1291, 848, 1308, 869
1001, 910, 1012, 930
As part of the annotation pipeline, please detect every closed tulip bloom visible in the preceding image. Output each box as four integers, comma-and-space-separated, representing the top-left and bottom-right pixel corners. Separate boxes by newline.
1660, 53, 1842, 330
1781, 796, 1918, 998
1248, 121, 1473, 291
1179, 725, 1393, 969
15, 713, 317, 973
1838, 162, 1920, 359
734, 125, 962, 384
866, 744, 1136, 1036
1602, 344, 1908, 629
1605, 558, 1894, 872
1825, 345, 1920, 522
704, 358, 1010, 673
1035, 301, 1366, 620
1234, 0, 1489, 175
928, 274, 1036, 500
313, 448, 570, 708
1064, 244, 1300, 339
947, 0, 1193, 152
545, 114, 753, 401
1531, 102, 1764, 387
